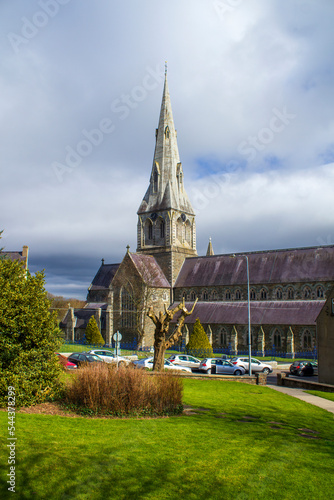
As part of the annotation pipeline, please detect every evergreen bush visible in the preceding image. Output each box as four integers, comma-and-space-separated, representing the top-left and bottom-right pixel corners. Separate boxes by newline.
85, 316, 104, 345
0, 258, 63, 407
186, 318, 213, 358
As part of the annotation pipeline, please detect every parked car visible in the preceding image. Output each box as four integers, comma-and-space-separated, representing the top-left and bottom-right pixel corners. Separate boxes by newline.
56, 353, 77, 370
132, 357, 192, 372
230, 357, 273, 374
198, 357, 225, 374
67, 352, 103, 367
87, 349, 130, 367
168, 355, 201, 370
198, 358, 244, 375
289, 360, 317, 377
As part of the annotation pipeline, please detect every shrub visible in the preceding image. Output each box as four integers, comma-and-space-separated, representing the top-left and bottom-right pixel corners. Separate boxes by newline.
186, 318, 213, 358
85, 316, 104, 345
0, 258, 63, 407
64, 363, 183, 417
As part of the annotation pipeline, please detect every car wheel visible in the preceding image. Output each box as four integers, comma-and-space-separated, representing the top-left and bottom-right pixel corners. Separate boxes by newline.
298, 370, 304, 377
262, 367, 270, 374
118, 361, 126, 367
207, 368, 211, 374
234, 369, 242, 376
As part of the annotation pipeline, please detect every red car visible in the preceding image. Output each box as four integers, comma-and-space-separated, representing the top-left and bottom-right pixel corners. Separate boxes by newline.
56, 353, 77, 370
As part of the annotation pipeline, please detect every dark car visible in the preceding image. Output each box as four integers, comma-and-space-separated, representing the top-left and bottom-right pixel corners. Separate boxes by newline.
289, 360, 317, 377
67, 352, 103, 367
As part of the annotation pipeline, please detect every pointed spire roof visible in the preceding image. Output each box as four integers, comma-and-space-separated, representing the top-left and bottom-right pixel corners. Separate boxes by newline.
206, 238, 214, 256
138, 69, 194, 215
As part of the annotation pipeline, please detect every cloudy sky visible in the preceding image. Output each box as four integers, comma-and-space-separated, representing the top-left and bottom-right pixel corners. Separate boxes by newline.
1, 0, 334, 299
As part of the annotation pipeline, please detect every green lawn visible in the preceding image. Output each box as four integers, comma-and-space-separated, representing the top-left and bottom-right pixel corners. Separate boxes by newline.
305, 390, 334, 402
1, 379, 333, 500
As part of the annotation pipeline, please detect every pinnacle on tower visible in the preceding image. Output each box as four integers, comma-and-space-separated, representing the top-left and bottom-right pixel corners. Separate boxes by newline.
206, 238, 214, 256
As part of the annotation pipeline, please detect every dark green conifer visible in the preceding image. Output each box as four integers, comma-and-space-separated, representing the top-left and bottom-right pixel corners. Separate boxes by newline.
85, 316, 104, 346
186, 318, 213, 357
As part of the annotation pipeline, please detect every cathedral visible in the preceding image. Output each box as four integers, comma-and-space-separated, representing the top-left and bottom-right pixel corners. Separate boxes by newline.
61, 71, 334, 356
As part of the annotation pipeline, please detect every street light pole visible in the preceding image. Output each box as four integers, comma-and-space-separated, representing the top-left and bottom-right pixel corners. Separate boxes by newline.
231, 254, 252, 376
244, 255, 252, 377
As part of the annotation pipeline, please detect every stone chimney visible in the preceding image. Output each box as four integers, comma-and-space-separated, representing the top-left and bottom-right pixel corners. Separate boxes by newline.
22, 246, 29, 270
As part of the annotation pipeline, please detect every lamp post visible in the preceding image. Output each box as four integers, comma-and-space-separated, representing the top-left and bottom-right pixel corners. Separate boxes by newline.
232, 254, 252, 376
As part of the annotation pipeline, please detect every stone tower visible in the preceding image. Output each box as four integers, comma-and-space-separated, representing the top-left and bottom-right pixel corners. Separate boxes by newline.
137, 69, 197, 285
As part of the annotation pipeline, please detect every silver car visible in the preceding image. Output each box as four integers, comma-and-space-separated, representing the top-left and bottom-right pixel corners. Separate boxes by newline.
230, 357, 273, 374
88, 349, 130, 367
198, 358, 226, 374
199, 358, 245, 375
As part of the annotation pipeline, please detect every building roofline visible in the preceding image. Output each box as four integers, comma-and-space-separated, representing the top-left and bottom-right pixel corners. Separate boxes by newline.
185, 244, 334, 261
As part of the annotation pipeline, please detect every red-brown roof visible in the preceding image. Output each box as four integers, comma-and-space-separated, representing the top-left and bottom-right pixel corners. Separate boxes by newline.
170, 300, 325, 326
130, 253, 170, 288
174, 246, 334, 288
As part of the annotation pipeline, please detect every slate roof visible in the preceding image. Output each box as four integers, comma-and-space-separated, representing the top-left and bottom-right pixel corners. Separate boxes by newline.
89, 263, 120, 290
60, 304, 108, 330
130, 253, 170, 288
170, 300, 325, 326
174, 245, 334, 288
0, 251, 26, 264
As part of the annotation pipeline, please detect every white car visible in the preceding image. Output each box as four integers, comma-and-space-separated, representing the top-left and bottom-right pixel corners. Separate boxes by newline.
132, 357, 192, 373
88, 349, 130, 366
167, 354, 201, 369
230, 357, 273, 374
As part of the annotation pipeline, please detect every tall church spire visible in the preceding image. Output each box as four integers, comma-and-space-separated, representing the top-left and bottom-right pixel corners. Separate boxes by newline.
136, 69, 197, 285
137, 71, 194, 216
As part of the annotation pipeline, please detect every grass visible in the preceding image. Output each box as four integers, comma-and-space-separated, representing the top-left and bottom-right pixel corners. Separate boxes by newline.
1, 378, 333, 499
305, 390, 334, 402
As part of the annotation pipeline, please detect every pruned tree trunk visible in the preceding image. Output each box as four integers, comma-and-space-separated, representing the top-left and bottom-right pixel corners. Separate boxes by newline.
147, 298, 198, 371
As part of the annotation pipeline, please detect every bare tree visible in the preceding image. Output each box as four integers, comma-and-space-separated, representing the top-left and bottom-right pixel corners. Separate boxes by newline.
147, 298, 198, 371
121, 263, 162, 347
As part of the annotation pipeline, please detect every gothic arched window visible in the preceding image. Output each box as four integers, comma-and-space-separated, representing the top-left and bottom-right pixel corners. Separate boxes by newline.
287, 287, 294, 299
273, 329, 282, 348
302, 330, 312, 349
235, 289, 241, 300
121, 288, 135, 328
144, 219, 153, 244
185, 220, 191, 245
316, 286, 324, 298
276, 288, 283, 300
303, 286, 312, 299
260, 288, 267, 300
153, 170, 158, 192
165, 125, 170, 139
250, 288, 256, 300
220, 328, 228, 346
159, 219, 165, 239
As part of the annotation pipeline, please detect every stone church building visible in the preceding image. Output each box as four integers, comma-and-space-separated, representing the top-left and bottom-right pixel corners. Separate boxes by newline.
61, 72, 334, 356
